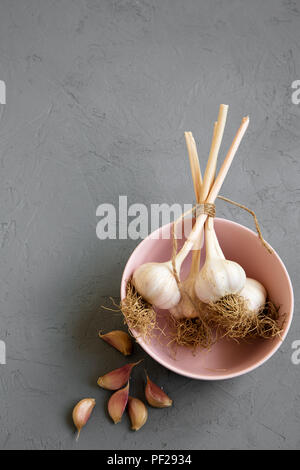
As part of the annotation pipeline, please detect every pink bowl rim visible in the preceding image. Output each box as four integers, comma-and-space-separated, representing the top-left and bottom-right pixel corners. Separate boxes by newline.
120, 217, 294, 380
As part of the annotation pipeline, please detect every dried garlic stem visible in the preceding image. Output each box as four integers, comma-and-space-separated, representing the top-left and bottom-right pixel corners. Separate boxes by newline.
176, 116, 249, 266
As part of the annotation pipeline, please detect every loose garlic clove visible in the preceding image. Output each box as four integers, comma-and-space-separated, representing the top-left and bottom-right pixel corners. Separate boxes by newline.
145, 375, 173, 408
108, 382, 129, 424
128, 397, 148, 431
239, 278, 267, 314
133, 261, 181, 310
99, 330, 133, 356
72, 398, 96, 440
195, 218, 246, 303
97, 360, 142, 390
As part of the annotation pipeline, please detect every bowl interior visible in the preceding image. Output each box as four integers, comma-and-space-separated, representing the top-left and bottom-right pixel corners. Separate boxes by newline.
121, 218, 293, 380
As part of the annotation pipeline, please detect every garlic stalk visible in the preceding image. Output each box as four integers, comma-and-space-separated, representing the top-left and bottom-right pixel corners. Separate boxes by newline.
169, 131, 203, 319
195, 217, 246, 303
170, 105, 228, 318
239, 277, 267, 314
133, 116, 249, 311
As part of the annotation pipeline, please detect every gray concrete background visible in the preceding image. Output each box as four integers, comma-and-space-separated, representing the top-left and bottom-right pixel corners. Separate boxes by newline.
0, 0, 299, 450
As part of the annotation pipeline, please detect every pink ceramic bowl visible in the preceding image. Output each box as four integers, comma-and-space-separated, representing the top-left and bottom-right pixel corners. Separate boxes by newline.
121, 218, 293, 380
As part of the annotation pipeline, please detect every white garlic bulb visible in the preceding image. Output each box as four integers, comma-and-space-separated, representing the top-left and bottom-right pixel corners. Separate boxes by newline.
132, 261, 181, 310
132, 213, 209, 311
169, 274, 199, 319
195, 217, 246, 303
239, 277, 267, 314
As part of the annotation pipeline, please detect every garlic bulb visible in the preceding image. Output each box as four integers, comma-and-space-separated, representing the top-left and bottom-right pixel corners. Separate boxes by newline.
169, 273, 199, 319
195, 217, 246, 303
239, 277, 267, 314
133, 261, 181, 310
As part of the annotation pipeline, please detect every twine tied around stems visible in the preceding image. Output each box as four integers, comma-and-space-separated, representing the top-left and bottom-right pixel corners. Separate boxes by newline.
171, 196, 272, 290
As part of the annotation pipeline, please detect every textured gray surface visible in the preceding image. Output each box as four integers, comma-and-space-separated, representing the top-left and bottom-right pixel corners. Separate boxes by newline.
0, 0, 299, 450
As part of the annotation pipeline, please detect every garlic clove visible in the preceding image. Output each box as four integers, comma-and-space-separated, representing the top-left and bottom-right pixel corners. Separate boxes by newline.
99, 330, 133, 356
108, 382, 129, 423
72, 398, 96, 440
127, 397, 148, 431
239, 277, 267, 314
132, 262, 181, 310
145, 374, 173, 408
97, 360, 142, 390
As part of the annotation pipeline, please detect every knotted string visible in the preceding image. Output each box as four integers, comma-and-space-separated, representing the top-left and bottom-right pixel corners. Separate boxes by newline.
171, 197, 272, 291
194, 202, 216, 218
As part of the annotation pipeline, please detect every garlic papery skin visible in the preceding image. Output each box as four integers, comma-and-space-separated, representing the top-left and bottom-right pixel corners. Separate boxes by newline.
132, 261, 181, 310
239, 278, 267, 314
195, 218, 246, 304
